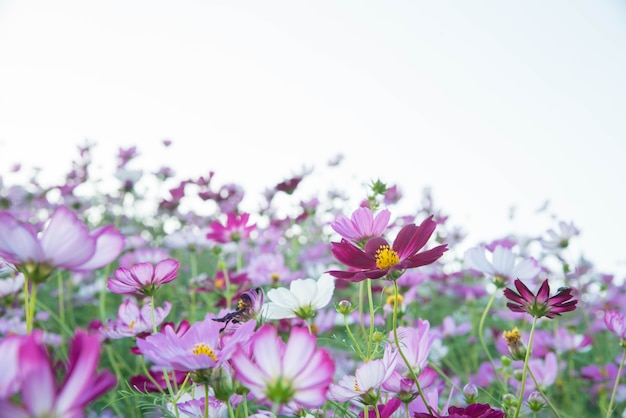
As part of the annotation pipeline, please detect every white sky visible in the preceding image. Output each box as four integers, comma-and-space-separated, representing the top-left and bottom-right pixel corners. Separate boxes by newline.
1, 1, 625, 276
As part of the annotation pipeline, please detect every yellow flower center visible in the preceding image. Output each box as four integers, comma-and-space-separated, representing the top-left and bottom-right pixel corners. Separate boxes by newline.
270, 272, 280, 283
375, 245, 399, 269
503, 327, 521, 345
128, 320, 135, 332
215, 278, 225, 289
386, 294, 404, 306
353, 379, 361, 392
192, 342, 217, 361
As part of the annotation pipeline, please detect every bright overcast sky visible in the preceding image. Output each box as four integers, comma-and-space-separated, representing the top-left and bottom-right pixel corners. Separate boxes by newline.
1, 1, 625, 276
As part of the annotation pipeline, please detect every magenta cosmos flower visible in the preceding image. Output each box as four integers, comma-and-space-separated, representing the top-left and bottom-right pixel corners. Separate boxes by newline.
414, 403, 505, 418
206, 212, 256, 243
0, 206, 124, 283
0, 330, 116, 417
328, 215, 448, 282
503, 279, 577, 319
107, 258, 179, 296
230, 324, 335, 411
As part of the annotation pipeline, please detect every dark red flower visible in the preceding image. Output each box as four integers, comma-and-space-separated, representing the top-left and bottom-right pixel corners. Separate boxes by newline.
414, 403, 504, 418
327, 215, 448, 282
503, 279, 577, 319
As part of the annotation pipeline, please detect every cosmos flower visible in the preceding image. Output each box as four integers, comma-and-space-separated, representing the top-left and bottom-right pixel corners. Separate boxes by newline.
503, 279, 577, 319
604, 310, 626, 340
0, 330, 116, 417
331, 207, 391, 246
0, 206, 125, 283
261, 274, 335, 320
206, 212, 256, 243
328, 345, 397, 405
107, 258, 179, 297
230, 324, 334, 411
464, 245, 540, 286
414, 403, 505, 418
100, 299, 172, 339
328, 215, 447, 282
136, 315, 256, 374
541, 220, 580, 250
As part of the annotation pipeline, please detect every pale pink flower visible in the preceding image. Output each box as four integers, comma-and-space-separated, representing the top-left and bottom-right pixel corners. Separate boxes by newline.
107, 258, 179, 297
0, 206, 124, 283
231, 324, 334, 410
331, 207, 391, 245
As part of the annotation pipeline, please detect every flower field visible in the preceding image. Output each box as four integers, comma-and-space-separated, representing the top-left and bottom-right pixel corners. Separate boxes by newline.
0, 141, 624, 418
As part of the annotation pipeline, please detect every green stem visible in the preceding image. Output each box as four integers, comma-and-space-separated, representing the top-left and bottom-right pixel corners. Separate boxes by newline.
23, 276, 32, 333
26, 283, 37, 334
366, 279, 376, 360
359, 280, 366, 336
393, 280, 433, 415
514, 316, 539, 418
227, 399, 235, 418
57, 272, 65, 329
220, 260, 233, 308
204, 383, 209, 418
477, 291, 505, 390
150, 295, 158, 333
527, 367, 562, 418
190, 252, 198, 322
343, 313, 365, 360
606, 345, 626, 418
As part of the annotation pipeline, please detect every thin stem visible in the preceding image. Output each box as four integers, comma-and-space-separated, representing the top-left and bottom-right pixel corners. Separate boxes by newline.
57, 271, 65, 329
343, 313, 365, 360
150, 295, 158, 333
204, 383, 209, 418
366, 279, 376, 360
23, 275, 32, 333
189, 252, 198, 322
527, 367, 562, 418
227, 399, 235, 418
477, 291, 505, 390
514, 316, 539, 418
606, 345, 626, 418
359, 280, 366, 336
220, 260, 233, 308
28, 282, 38, 333
393, 280, 434, 415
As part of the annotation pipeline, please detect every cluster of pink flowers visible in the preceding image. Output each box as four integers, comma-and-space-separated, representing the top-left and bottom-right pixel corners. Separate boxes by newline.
0, 142, 623, 417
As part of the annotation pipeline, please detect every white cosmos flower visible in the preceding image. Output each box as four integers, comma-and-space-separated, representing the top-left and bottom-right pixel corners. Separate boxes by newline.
261, 274, 335, 320
464, 245, 540, 284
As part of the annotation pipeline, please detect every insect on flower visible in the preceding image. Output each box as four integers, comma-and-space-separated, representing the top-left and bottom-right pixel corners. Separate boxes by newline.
213, 287, 264, 331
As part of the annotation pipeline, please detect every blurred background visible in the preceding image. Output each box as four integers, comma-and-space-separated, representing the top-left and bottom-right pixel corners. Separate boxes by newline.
1, 1, 625, 275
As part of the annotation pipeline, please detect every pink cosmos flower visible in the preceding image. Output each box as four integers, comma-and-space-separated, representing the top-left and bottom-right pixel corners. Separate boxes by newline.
329, 345, 397, 404
503, 279, 578, 319
604, 310, 626, 340
0, 330, 116, 417
331, 207, 391, 245
390, 321, 435, 375
230, 324, 334, 411
0, 206, 125, 283
100, 299, 172, 339
137, 315, 256, 373
107, 258, 179, 296
328, 215, 448, 282
206, 212, 256, 243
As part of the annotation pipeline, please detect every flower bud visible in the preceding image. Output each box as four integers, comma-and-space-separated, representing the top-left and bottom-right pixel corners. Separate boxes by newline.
336, 300, 353, 315
503, 327, 527, 361
527, 391, 545, 412
503, 393, 518, 408
463, 383, 478, 404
